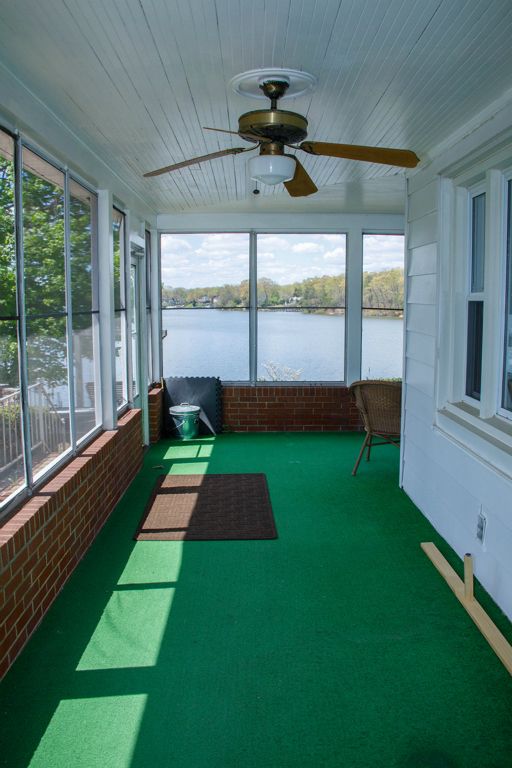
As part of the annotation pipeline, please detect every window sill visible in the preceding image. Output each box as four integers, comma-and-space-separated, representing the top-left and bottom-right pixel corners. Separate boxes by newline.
221, 381, 347, 387
436, 402, 512, 481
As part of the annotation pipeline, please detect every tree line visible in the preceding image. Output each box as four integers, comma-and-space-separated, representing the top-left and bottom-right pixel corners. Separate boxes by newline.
162, 268, 404, 312
0, 153, 94, 389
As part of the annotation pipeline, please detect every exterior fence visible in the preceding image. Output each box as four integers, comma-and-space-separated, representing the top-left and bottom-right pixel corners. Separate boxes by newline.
0, 383, 68, 500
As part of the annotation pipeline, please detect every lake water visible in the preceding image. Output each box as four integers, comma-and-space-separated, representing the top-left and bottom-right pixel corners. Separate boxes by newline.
161, 309, 403, 381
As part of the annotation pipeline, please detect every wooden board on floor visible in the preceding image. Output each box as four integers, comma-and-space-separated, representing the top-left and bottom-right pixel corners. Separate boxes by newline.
421, 542, 512, 676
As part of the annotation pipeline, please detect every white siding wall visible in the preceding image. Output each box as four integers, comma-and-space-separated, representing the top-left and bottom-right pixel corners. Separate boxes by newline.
403, 166, 512, 621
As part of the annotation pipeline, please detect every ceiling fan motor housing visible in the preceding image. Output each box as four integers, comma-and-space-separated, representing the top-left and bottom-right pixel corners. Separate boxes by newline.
238, 109, 308, 145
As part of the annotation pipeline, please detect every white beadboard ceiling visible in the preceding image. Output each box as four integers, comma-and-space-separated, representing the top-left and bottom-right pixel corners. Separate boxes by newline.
1, 0, 512, 215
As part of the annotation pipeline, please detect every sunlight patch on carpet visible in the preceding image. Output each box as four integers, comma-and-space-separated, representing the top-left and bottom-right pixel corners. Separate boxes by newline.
76, 587, 175, 670
29, 695, 147, 768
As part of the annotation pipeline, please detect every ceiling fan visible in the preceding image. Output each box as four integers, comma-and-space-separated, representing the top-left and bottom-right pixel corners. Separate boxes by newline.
144, 79, 419, 197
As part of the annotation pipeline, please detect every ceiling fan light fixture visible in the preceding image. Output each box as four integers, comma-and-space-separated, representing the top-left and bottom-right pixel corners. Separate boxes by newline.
248, 154, 296, 185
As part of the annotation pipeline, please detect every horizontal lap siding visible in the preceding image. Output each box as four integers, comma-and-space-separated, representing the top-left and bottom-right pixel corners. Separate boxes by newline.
404, 170, 512, 620
404, 171, 438, 427
0, 410, 143, 679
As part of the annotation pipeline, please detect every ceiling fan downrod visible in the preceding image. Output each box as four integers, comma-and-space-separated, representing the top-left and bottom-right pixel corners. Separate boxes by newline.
259, 79, 290, 109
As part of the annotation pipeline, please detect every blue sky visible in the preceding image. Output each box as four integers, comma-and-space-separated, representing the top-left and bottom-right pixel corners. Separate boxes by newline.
160, 233, 404, 288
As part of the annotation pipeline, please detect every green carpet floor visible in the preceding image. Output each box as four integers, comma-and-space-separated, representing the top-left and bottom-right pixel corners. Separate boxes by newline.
1, 432, 511, 768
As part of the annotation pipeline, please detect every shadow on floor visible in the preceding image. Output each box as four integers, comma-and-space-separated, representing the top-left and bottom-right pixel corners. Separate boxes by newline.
1, 433, 511, 768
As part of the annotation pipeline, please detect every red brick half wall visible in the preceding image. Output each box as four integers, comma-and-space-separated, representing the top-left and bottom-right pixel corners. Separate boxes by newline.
148, 386, 163, 443
0, 409, 143, 680
222, 385, 361, 432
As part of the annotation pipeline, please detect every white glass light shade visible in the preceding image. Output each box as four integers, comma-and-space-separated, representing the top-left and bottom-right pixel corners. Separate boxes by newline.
248, 154, 296, 185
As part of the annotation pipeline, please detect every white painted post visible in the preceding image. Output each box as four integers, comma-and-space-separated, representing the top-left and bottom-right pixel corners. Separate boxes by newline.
124, 210, 134, 406
150, 229, 162, 383
345, 226, 363, 385
97, 190, 116, 430
249, 231, 258, 384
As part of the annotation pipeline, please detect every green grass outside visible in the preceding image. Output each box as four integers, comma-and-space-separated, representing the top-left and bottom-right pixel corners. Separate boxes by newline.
1, 432, 511, 767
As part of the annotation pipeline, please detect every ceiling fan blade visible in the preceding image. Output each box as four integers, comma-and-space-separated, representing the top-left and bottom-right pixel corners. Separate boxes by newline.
144, 147, 250, 177
299, 141, 419, 168
284, 156, 318, 197
203, 126, 239, 136
203, 125, 271, 144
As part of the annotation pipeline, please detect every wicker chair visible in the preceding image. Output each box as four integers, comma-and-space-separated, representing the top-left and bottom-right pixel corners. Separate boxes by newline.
348, 380, 402, 475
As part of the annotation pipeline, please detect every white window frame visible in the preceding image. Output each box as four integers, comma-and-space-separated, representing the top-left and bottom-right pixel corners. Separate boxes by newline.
159, 221, 405, 386
497, 171, 512, 420
436, 157, 512, 478
461, 182, 486, 408
112, 205, 129, 413
0, 128, 103, 518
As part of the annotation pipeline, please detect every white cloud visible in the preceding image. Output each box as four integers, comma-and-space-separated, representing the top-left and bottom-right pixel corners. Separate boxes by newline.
256, 235, 289, 251
323, 247, 346, 263
291, 242, 323, 254
321, 234, 346, 243
161, 232, 356, 287
160, 236, 193, 254
161, 233, 250, 287
363, 235, 404, 272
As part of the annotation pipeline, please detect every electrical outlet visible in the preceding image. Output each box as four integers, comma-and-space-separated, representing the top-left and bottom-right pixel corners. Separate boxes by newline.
476, 509, 487, 543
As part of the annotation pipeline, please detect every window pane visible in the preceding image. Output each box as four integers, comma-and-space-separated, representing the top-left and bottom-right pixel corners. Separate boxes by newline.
23, 149, 65, 316
73, 316, 99, 441
130, 263, 139, 398
145, 230, 153, 385
257, 234, 346, 381
113, 209, 128, 408
70, 180, 96, 313
70, 181, 100, 439
0, 321, 26, 503
466, 300, 483, 400
362, 235, 404, 379
258, 308, 344, 381
0, 131, 17, 321
113, 208, 125, 311
115, 310, 128, 407
160, 233, 250, 380
466, 193, 486, 400
145, 230, 151, 311
471, 193, 485, 293
502, 182, 512, 412
23, 151, 70, 477
161, 308, 249, 380
26, 317, 70, 478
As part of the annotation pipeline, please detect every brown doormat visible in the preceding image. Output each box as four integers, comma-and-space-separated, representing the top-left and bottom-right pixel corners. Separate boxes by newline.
134, 473, 277, 541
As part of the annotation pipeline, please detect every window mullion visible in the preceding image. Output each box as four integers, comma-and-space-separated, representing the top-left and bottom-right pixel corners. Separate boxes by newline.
346, 227, 362, 384
98, 190, 116, 429
124, 211, 133, 404
63, 171, 77, 450
151, 229, 162, 383
249, 231, 257, 384
14, 138, 33, 488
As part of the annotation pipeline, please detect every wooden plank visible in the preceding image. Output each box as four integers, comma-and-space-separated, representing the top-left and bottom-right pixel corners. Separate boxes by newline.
421, 542, 464, 600
464, 553, 474, 602
421, 542, 512, 676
